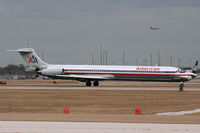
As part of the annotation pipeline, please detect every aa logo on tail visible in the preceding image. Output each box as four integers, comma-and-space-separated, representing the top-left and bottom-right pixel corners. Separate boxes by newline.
29, 55, 38, 63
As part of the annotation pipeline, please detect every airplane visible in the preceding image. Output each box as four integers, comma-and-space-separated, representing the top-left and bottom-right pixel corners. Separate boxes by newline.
9, 48, 198, 91
150, 27, 160, 30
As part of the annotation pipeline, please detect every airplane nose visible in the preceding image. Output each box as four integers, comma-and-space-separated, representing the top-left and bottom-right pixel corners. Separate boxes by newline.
187, 76, 192, 80
187, 73, 197, 79
179, 75, 192, 81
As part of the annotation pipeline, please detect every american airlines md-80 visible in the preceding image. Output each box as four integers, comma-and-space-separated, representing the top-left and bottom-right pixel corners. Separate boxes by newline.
10, 48, 198, 91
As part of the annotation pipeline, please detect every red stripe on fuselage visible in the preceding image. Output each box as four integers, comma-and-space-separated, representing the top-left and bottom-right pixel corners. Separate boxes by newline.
64, 72, 190, 77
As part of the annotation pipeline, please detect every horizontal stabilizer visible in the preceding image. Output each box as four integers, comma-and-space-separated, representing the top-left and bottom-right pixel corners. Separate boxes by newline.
7, 48, 33, 53
7, 48, 47, 69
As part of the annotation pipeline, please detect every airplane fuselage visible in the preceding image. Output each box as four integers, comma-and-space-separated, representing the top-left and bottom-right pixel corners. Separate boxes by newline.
11, 48, 197, 89
42, 64, 192, 82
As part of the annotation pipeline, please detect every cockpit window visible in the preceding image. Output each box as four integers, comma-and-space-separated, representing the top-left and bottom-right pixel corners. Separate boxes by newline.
177, 69, 184, 73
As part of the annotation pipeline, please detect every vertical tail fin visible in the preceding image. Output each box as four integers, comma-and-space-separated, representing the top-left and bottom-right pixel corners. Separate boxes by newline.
8, 48, 47, 69
192, 60, 198, 74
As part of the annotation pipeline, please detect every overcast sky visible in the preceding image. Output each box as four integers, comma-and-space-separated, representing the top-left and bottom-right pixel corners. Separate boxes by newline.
1, 0, 200, 67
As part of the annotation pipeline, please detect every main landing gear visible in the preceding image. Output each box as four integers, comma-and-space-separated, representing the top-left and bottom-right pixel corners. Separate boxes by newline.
85, 81, 99, 86
86, 81, 91, 86
93, 81, 99, 86
179, 82, 184, 91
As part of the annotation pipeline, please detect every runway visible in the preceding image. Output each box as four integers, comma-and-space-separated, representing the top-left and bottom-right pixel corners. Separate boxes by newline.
2, 79, 200, 91
1, 121, 200, 133
1, 85, 200, 91
0, 80, 200, 132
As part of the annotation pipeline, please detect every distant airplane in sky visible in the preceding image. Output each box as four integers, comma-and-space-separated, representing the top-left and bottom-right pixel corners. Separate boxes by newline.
150, 27, 160, 30
9, 48, 198, 91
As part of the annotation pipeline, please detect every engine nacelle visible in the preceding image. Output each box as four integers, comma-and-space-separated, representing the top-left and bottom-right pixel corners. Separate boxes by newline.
41, 68, 63, 76
25, 66, 35, 72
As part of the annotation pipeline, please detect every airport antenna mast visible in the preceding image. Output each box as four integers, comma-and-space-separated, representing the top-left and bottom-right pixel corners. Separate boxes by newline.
100, 44, 103, 65
123, 51, 125, 65
170, 52, 173, 66
27, 42, 30, 48
157, 50, 160, 66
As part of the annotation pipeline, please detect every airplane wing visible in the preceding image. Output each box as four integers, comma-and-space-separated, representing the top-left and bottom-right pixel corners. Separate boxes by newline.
55, 74, 114, 81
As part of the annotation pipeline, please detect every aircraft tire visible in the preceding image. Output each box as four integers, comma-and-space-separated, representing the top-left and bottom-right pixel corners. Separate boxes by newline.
86, 81, 91, 86
93, 81, 99, 86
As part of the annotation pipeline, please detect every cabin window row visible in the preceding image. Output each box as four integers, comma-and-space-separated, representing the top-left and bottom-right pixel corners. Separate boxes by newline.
64, 69, 176, 73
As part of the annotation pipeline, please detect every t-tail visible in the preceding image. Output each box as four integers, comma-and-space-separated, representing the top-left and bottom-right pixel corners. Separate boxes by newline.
8, 48, 48, 71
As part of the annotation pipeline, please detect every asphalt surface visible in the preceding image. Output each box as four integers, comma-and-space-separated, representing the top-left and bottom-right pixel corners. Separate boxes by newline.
1, 80, 200, 133
1, 85, 200, 91
1, 121, 200, 133
2, 79, 200, 90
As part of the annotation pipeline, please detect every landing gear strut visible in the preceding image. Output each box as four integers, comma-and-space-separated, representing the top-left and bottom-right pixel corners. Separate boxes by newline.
179, 82, 184, 91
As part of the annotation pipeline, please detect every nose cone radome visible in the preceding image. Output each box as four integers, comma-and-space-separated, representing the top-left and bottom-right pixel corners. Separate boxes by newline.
187, 73, 197, 79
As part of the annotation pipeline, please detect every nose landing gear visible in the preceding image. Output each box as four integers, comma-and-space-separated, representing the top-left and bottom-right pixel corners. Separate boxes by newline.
179, 82, 184, 91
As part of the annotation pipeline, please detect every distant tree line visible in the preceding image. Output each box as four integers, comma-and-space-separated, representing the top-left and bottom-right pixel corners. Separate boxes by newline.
0, 64, 33, 75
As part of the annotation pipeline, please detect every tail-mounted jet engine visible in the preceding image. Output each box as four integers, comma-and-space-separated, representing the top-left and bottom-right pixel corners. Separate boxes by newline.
41, 68, 64, 76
